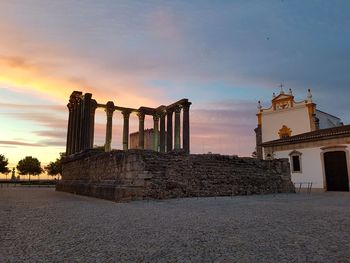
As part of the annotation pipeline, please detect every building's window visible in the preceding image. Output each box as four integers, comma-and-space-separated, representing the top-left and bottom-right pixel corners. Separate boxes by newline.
289, 150, 302, 173
265, 153, 275, 160
292, 155, 301, 172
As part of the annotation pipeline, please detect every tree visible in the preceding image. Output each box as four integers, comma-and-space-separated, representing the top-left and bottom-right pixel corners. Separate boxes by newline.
16, 156, 43, 181
45, 153, 65, 180
0, 154, 11, 175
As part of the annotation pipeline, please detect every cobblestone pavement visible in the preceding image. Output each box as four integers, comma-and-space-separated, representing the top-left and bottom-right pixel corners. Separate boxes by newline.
1, 188, 350, 263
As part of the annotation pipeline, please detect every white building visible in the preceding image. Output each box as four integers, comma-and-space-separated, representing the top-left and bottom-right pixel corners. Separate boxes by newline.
255, 88, 350, 192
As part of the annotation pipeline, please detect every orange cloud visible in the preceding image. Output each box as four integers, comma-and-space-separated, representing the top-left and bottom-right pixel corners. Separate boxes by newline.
0, 24, 162, 108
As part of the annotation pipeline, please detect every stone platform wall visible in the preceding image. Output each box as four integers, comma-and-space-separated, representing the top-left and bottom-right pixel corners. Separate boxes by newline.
56, 149, 294, 201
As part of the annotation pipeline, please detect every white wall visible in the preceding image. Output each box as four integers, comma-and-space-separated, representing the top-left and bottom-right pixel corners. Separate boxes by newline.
275, 144, 350, 190
315, 110, 342, 129
261, 106, 311, 143
275, 148, 324, 189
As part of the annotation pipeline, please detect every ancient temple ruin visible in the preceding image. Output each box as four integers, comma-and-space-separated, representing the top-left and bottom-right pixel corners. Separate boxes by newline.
65, 91, 192, 155
58, 91, 294, 202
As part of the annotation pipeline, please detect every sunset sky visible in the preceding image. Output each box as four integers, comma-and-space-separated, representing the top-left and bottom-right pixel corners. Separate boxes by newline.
1, 0, 350, 169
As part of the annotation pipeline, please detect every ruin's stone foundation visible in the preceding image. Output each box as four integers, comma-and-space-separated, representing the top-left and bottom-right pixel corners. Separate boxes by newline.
56, 149, 295, 201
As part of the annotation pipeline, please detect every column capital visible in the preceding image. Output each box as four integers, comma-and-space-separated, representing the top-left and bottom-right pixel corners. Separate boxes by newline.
69, 91, 83, 106
137, 111, 145, 120
158, 109, 167, 118
69, 96, 81, 106
153, 114, 160, 121
181, 101, 192, 111
105, 101, 115, 118
174, 105, 182, 114
122, 110, 131, 119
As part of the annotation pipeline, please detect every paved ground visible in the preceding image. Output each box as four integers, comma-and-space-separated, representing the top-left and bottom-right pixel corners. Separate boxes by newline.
1, 188, 350, 263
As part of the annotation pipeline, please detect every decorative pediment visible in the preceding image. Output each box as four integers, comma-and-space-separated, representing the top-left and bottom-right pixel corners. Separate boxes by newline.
272, 93, 294, 102
257, 88, 314, 114
272, 94, 294, 110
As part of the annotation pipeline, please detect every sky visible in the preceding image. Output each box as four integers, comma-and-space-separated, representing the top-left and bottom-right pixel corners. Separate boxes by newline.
1, 0, 350, 170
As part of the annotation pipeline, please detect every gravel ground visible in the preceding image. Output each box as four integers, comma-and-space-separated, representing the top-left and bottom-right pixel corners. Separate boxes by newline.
1, 188, 350, 263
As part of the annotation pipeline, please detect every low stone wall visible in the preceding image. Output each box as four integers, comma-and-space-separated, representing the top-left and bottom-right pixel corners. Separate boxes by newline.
56, 149, 294, 201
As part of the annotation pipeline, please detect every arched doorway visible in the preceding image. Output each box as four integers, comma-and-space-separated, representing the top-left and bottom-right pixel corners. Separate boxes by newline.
324, 151, 349, 191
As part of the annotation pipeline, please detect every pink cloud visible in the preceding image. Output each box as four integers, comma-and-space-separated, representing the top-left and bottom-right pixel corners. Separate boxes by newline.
0, 140, 45, 147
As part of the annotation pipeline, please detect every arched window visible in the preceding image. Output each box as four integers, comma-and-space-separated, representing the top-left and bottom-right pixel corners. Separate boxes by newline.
289, 150, 302, 173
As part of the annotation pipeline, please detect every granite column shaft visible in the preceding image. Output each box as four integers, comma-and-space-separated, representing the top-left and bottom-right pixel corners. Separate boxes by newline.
182, 102, 191, 154
122, 111, 131, 150
160, 113, 166, 152
166, 110, 173, 152
137, 112, 145, 149
174, 107, 181, 150
153, 114, 159, 151
105, 101, 115, 152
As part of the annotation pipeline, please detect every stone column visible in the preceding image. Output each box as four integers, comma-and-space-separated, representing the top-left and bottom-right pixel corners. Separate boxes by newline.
70, 99, 77, 154
82, 93, 92, 151
174, 106, 181, 150
137, 111, 145, 149
78, 98, 85, 152
104, 101, 115, 152
166, 110, 173, 152
182, 102, 191, 154
66, 102, 74, 155
153, 114, 160, 151
89, 100, 97, 149
122, 110, 131, 150
73, 92, 83, 154
160, 111, 166, 152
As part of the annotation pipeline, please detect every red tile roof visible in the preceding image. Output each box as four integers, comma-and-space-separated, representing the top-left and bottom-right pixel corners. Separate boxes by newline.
261, 124, 350, 147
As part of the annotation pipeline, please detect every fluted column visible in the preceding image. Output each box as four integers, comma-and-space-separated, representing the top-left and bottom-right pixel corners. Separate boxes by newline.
122, 110, 131, 150
153, 114, 159, 151
70, 100, 77, 154
89, 100, 97, 149
166, 110, 173, 152
78, 97, 85, 152
73, 92, 83, 154
137, 111, 145, 149
66, 102, 74, 155
104, 101, 115, 152
182, 102, 191, 154
174, 106, 181, 150
160, 111, 166, 152
82, 93, 92, 151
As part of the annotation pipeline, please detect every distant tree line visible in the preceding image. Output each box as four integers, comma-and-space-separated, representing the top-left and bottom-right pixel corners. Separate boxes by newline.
0, 153, 65, 181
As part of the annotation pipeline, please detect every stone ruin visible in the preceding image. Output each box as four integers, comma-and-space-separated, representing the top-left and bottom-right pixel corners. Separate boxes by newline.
57, 91, 294, 201
65, 91, 191, 155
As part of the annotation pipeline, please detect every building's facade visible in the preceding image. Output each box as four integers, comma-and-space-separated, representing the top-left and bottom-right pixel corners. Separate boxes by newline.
256, 88, 350, 191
